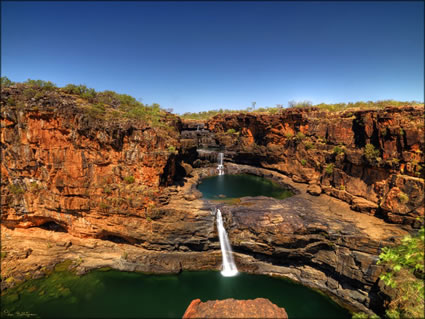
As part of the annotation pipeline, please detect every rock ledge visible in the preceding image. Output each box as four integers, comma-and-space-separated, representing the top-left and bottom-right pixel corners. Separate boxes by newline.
182, 298, 288, 318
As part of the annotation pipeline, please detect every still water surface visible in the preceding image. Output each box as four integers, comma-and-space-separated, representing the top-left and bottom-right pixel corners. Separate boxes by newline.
1, 270, 350, 318
197, 174, 293, 200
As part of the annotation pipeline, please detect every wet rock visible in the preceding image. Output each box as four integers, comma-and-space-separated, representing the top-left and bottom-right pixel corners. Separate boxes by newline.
182, 298, 288, 319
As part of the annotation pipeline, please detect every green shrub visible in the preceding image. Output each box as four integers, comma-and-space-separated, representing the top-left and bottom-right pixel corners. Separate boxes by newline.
226, 128, 236, 134
1, 76, 15, 87
391, 158, 400, 165
351, 312, 380, 319
8, 184, 25, 195
333, 146, 344, 155
304, 141, 314, 150
25, 79, 56, 90
87, 103, 106, 117
377, 227, 424, 318
103, 186, 112, 194
285, 132, 293, 138
99, 202, 110, 210
364, 144, 380, 163
23, 88, 37, 99
167, 145, 177, 154
7, 97, 16, 106
325, 163, 334, 175
63, 84, 91, 95
29, 181, 43, 193
124, 176, 135, 184
300, 159, 307, 166
296, 132, 306, 140
398, 192, 409, 204
288, 100, 312, 108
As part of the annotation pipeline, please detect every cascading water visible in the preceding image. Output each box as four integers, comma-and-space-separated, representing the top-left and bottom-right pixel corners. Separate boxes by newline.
216, 209, 238, 277
217, 152, 224, 175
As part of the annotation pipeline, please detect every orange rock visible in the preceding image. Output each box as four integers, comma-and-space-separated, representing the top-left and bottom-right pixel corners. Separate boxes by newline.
182, 298, 288, 319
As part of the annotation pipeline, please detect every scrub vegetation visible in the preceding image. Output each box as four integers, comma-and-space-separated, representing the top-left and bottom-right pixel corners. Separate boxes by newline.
353, 227, 424, 319
377, 226, 424, 318
1, 77, 177, 130
180, 99, 423, 120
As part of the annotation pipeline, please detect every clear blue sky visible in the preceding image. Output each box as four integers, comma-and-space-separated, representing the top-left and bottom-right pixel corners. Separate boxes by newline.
1, 1, 424, 113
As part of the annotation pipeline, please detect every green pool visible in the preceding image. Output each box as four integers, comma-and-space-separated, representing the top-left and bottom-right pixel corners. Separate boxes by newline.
1, 269, 350, 318
197, 174, 293, 200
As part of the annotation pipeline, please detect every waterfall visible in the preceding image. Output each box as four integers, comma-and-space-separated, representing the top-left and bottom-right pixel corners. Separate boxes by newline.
216, 209, 238, 277
217, 152, 224, 175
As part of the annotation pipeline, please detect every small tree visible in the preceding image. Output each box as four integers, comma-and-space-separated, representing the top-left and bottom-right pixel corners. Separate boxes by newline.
377, 227, 424, 318
364, 144, 380, 163
1, 76, 15, 87
325, 163, 334, 174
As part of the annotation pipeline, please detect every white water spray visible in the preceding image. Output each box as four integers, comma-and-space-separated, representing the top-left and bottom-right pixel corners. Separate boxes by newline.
217, 152, 224, 175
216, 209, 238, 277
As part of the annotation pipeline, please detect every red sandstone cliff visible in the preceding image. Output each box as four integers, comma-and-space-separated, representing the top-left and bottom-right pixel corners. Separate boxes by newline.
1, 85, 181, 240
205, 107, 424, 227
1, 86, 419, 315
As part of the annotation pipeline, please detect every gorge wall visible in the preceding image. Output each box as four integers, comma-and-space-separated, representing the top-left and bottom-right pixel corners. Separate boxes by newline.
204, 107, 424, 227
1, 86, 424, 316
1, 86, 182, 241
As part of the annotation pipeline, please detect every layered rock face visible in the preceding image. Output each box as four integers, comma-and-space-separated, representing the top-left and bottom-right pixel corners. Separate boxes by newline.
1, 165, 408, 314
1, 89, 422, 317
1, 86, 182, 241
205, 107, 424, 227
183, 298, 288, 318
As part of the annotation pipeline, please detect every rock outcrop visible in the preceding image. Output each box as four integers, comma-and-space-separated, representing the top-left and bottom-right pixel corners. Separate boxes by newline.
205, 107, 424, 226
182, 298, 288, 318
1, 86, 182, 240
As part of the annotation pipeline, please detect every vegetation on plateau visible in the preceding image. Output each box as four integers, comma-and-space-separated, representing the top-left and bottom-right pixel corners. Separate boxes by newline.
1, 77, 176, 130
179, 99, 423, 120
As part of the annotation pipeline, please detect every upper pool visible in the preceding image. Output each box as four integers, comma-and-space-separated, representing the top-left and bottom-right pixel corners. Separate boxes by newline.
197, 174, 293, 200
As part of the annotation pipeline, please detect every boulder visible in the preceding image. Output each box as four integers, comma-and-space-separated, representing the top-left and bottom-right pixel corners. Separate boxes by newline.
180, 162, 194, 177
350, 197, 379, 214
307, 184, 322, 196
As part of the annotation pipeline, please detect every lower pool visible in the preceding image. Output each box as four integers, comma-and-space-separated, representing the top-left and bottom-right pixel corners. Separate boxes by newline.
1, 269, 350, 318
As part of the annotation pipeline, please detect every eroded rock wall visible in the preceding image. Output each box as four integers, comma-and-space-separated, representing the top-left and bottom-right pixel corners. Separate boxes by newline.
1, 88, 181, 241
206, 107, 424, 226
